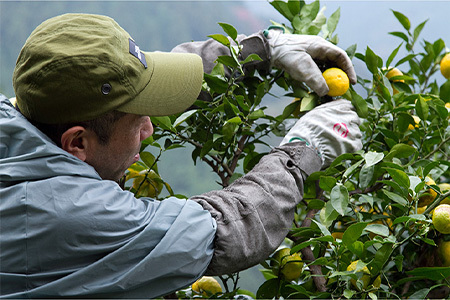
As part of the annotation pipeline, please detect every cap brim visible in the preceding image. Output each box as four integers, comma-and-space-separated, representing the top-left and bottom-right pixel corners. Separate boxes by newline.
117, 52, 204, 117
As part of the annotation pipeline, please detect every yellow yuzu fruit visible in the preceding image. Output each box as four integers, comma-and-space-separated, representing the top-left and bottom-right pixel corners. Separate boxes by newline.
438, 183, 450, 205
418, 177, 438, 207
386, 67, 405, 82
332, 232, 344, 241
407, 115, 421, 130
322, 68, 350, 97
417, 206, 427, 215
440, 53, 450, 79
386, 67, 404, 94
437, 240, 450, 267
191, 276, 222, 296
132, 170, 164, 198
347, 260, 381, 291
432, 204, 450, 234
273, 248, 304, 281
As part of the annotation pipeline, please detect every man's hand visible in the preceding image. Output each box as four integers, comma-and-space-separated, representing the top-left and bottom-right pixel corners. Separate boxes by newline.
267, 29, 357, 97
280, 99, 362, 168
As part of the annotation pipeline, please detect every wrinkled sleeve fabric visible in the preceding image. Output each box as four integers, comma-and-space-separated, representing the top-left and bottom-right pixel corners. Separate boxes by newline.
171, 31, 271, 76
190, 142, 322, 275
1, 181, 215, 298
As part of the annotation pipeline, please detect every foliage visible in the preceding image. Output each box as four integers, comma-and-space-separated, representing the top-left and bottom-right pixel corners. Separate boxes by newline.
125, 0, 450, 298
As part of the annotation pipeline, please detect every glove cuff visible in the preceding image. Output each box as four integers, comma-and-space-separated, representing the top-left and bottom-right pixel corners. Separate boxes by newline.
274, 142, 323, 176
263, 25, 285, 38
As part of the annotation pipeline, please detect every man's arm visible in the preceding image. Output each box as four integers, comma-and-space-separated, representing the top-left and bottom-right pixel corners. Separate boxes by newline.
172, 32, 271, 77
172, 29, 356, 97
190, 142, 322, 275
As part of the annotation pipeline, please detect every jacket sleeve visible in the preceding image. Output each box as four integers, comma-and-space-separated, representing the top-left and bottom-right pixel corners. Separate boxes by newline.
171, 31, 272, 76
190, 142, 322, 275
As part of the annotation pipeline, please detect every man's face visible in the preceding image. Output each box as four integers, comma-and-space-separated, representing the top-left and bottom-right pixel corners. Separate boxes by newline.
85, 114, 153, 181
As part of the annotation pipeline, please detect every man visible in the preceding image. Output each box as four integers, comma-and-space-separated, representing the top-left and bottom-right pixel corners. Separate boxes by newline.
0, 13, 361, 297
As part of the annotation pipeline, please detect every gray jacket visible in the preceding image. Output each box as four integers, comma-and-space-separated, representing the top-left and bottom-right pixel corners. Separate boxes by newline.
0, 33, 322, 298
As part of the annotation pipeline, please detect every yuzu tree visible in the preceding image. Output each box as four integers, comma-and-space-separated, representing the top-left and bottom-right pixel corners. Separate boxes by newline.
124, 1, 450, 298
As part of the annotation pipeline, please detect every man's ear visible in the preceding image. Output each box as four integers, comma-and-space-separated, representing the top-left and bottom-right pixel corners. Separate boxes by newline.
60, 126, 95, 161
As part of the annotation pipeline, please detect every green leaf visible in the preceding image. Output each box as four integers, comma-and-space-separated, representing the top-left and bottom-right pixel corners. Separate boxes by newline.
343, 223, 368, 257
349, 241, 365, 258
397, 112, 415, 133
248, 109, 265, 120
381, 189, 408, 205
320, 201, 339, 228
343, 158, 364, 179
365, 224, 390, 237
207, 33, 230, 46
200, 140, 214, 158
307, 199, 325, 210
408, 288, 433, 300
287, 0, 301, 16
218, 22, 237, 40
392, 10, 411, 30
312, 219, 331, 236
151, 116, 173, 131
367, 242, 394, 275
433, 39, 446, 57
269, 1, 294, 22
330, 184, 349, 216
413, 19, 428, 43
365, 46, 380, 74
396, 53, 417, 66
440, 80, 450, 101
343, 222, 368, 246
406, 267, 450, 281
319, 176, 337, 192
282, 101, 298, 119
291, 236, 334, 253
364, 151, 384, 167
384, 167, 410, 188
204, 73, 228, 94
389, 31, 409, 43
173, 110, 197, 127
222, 117, 241, 142
344, 289, 356, 299
216, 55, 238, 68
385, 143, 416, 160
386, 43, 403, 72
327, 7, 340, 35
256, 278, 279, 299
140, 151, 156, 169
241, 53, 262, 65
415, 95, 429, 121
350, 88, 369, 118
359, 165, 375, 190
346, 44, 357, 59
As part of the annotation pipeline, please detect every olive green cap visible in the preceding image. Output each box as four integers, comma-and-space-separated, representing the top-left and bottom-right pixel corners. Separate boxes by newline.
13, 13, 204, 124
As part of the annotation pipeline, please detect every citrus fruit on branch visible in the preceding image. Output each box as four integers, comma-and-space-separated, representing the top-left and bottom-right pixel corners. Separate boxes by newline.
191, 276, 222, 297
432, 204, 450, 234
322, 67, 350, 97
272, 247, 304, 281
440, 53, 450, 79
346, 260, 381, 291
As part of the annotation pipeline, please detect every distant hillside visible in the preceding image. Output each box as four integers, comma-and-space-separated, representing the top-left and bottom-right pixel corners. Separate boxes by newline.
0, 1, 268, 98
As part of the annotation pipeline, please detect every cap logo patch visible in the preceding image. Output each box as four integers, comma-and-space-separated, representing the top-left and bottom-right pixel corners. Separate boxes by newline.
129, 38, 147, 68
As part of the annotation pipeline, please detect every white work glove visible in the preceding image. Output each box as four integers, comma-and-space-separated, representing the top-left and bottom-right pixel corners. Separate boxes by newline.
266, 28, 357, 97
280, 99, 362, 168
